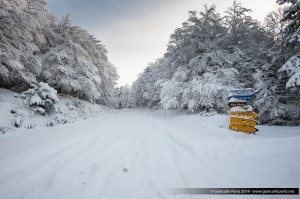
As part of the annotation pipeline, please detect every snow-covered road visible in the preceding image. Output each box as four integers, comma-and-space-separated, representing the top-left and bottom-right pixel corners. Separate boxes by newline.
0, 110, 299, 199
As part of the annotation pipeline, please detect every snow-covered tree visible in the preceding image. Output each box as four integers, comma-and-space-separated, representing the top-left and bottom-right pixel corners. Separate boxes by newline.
278, 55, 300, 91
131, 2, 300, 124
263, 6, 295, 75
277, 0, 300, 43
0, 0, 119, 107
160, 80, 182, 110
264, 7, 286, 43
165, 4, 227, 79
116, 85, 131, 109
277, 0, 300, 92
0, 0, 47, 91
131, 59, 165, 108
132, 4, 242, 113
224, 1, 253, 46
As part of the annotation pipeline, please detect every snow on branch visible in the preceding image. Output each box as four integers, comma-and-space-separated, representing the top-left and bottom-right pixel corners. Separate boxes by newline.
278, 54, 300, 91
23, 82, 60, 115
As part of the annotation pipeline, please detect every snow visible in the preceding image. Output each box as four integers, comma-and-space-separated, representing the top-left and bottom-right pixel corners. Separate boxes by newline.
230, 106, 246, 112
228, 88, 255, 96
228, 97, 244, 102
278, 54, 300, 91
29, 93, 42, 106
286, 69, 300, 88
0, 109, 299, 199
8, 60, 24, 70
246, 106, 253, 112
230, 105, 253, 112
0, 88, 109, 135
38, 82, 59, 103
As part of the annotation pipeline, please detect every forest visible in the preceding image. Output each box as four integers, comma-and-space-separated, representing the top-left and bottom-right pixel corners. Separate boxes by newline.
0, 0, 118, 108
1, 0, 300, 125
129, 0, 300, 125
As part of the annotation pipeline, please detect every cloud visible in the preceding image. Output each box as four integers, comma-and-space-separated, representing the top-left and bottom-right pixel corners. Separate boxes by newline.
48, 0, 181, 31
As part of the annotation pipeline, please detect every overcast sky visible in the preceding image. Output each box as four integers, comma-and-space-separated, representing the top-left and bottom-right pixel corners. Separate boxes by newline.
48, 0, 279, 86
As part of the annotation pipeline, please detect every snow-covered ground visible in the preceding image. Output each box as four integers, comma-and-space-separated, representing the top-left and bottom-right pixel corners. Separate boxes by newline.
0, 109, 299, 199
0, 88, 110, 135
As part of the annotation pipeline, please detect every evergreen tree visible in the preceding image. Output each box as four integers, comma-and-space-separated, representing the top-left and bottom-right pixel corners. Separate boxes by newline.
277, 0, 300, 92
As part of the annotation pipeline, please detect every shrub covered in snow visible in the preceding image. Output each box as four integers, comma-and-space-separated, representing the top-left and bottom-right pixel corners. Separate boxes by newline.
23, 82, 60, 115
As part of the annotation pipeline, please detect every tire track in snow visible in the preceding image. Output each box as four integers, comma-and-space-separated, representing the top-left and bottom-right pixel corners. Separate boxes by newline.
1, 110, 297, 199
0, 116, 128, 199
80, 112, 146, 199
164, 124, 240, 187
146, 118, 192, 199
149, 117, 240, 188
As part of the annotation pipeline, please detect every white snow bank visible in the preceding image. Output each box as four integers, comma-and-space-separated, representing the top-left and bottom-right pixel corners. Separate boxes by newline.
0, 88, 110, 136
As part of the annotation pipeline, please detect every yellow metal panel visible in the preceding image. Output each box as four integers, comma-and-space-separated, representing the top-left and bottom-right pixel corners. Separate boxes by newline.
230, 111, 260, 119
229, 124, 258, 134
230, 117, 259, 127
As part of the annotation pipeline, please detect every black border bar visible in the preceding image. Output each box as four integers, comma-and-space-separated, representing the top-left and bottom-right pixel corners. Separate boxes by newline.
171, 188, 299, 195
